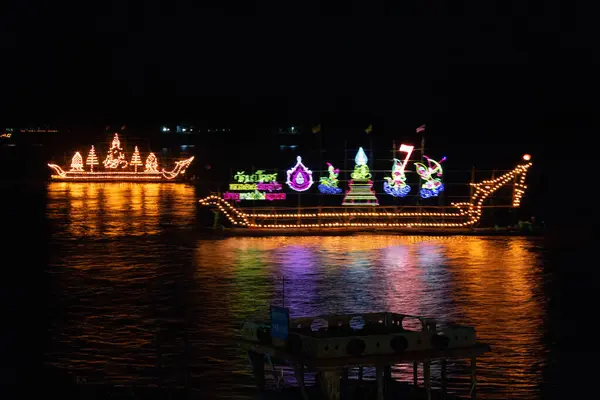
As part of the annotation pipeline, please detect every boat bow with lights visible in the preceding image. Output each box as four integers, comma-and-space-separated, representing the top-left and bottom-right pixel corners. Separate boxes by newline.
199, 157, 533, 233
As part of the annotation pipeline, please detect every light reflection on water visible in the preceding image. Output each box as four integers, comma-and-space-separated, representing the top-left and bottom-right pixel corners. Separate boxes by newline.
45, 183, 546, 399
47, 182, 196, 237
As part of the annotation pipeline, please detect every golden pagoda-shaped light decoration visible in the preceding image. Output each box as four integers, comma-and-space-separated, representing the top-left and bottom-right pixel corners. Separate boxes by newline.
342, 147, 379, 206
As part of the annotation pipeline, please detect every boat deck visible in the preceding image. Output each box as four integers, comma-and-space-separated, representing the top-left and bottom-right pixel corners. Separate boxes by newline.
243, 341, 489, 400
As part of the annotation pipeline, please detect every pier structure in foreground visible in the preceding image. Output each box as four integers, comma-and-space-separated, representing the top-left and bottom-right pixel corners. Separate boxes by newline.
241, 311, 490, 400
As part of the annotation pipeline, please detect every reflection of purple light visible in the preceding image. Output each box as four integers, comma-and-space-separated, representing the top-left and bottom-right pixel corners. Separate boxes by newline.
334, 252, 386, 314
381, 245, 411, 271
381, 245, 424, 316
286, 156, 314, 192
413, 242, 453, 324
223, 191, 286, 201
416, 243, 444, 267
275, 245, 318, 316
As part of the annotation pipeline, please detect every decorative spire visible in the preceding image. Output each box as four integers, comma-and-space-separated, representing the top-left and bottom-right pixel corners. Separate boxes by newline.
111, 133, 120, 149
343, 147, 378, 206
355, 147, 368, 165
103, 133, 128, 169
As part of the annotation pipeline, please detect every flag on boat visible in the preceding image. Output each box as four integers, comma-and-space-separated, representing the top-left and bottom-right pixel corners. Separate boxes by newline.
365, 124, 373, 134
416, 124, 426, 133
312, 124, 321, 134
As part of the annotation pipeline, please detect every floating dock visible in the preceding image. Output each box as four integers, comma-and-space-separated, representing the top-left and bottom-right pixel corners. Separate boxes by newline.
241, 311, 490, 400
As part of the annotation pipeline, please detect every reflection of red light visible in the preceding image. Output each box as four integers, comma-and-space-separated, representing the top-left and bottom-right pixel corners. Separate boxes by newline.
522, 154, 531, 161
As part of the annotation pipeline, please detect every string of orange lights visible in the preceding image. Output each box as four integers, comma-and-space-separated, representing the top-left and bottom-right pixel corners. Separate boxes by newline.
47, 133, 194, 182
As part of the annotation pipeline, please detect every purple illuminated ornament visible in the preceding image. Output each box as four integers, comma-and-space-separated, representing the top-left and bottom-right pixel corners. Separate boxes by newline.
286, 156, 314, 192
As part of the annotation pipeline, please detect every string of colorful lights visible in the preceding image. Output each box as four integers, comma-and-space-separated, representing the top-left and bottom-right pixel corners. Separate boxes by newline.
199, 156, 532, 230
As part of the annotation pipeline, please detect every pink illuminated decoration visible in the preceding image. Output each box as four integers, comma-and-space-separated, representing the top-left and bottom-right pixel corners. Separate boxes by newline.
257, 182, 283, 192
415, 155, 446, 198
222, 191, 287, 202
286, 156, 314, 192
223, 192, 240, 201
70, 152, 84, 172
266, 193, 286, 200
47, 133, 194, 181
522, 154, 531, 161
383, 144, 414, 197
103, 133, 128, 169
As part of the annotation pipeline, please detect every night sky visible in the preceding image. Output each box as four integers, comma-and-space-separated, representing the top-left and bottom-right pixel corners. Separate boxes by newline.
1, 2, 597, 229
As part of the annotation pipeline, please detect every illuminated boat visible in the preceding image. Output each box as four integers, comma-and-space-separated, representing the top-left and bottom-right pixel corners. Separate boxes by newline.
198, 154, 533, 234
47, 133, 194, 182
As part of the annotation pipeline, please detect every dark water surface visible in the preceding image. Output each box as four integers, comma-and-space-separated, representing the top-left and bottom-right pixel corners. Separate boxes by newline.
0, 182, 591, 398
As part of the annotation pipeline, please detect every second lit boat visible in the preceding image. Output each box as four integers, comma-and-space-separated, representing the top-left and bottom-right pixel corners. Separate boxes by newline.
199, 155, 532, 234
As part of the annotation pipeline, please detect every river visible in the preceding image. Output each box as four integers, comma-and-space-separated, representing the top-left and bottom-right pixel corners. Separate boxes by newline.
0, 182, 571, 399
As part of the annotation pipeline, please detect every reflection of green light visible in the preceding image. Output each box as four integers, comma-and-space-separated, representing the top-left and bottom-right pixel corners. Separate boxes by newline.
230, 249, 273, 318
348, 252, 372, 271
233, 249, 267, 275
